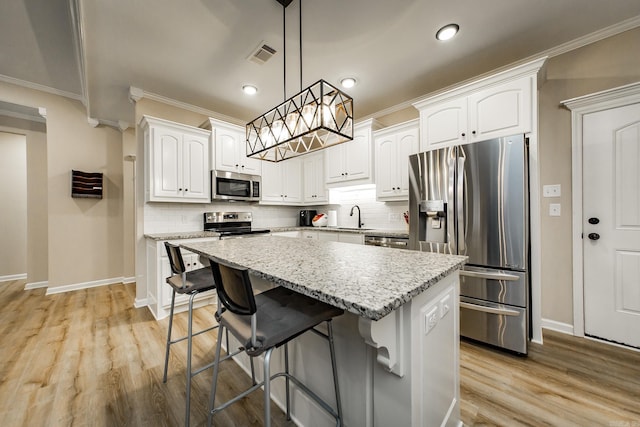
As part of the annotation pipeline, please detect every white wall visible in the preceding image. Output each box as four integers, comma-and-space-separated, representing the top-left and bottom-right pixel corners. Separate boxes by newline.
0, 132, 27, 278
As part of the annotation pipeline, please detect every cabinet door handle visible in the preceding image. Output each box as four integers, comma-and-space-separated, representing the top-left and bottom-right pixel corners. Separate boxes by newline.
184, 188, 188, 192
178, 188, 182, 191
461, 132, 465, 137
472, 130, 476, 135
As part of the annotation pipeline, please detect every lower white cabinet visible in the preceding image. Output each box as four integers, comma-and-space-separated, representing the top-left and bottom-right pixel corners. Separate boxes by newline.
145, 237, 217, 320
298, 230, 364, 244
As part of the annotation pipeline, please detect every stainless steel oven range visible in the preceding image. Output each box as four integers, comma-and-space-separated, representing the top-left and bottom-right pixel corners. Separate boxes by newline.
203, 212, 270, 239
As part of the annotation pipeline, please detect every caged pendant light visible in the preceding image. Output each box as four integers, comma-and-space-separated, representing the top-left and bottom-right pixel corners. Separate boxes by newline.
246, 0, 354, 162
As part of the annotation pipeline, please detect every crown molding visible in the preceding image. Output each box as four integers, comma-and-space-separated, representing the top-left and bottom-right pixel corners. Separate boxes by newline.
562, 81, 640, 112
365, 15, 640, 121
0, 74, 83, 101
0, 108, 46, 123
69, 0, 88, 107
128, 86, 245, 126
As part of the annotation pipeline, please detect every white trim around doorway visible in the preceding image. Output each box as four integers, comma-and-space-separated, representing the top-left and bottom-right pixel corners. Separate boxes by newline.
562, 81, 640, 337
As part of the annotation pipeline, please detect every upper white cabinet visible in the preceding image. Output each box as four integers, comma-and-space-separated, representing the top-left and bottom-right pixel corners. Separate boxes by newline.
302, 152, 328, 204
260, 158, 303, 204
202, 118, 262, 175
325, 118, 382, 186
414, 59, 545, 151
142, 116, 210, 203
374, 119, 420, 201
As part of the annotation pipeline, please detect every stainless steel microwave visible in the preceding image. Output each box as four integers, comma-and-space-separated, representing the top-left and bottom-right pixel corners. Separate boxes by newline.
211, 170, 261, 202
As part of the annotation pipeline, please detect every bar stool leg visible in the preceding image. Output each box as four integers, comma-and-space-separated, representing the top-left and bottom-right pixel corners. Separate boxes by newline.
163, 289, 177, 383
284, 343, 291, 420
327, 320, 343, 425
208, 324, 225, 427
263, 348, 274, 427
184, 292, 196, 427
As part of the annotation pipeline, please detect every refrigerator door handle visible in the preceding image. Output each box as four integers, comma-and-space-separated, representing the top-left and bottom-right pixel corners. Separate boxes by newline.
460, 301, 520, 317
460, 270, 520, 281
457, 146, 466, 253
447, 147, 457, 254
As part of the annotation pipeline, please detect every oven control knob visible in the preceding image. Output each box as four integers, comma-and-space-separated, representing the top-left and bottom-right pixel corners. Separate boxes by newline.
588, 217, 599, 225
588, 233, 600, 241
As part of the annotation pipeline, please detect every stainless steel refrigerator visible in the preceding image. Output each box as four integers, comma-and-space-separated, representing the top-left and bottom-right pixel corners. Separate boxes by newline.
408, 134, 529, 354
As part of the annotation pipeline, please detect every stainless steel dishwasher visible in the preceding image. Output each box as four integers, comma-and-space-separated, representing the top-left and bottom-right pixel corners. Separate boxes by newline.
364, 235, 409, 249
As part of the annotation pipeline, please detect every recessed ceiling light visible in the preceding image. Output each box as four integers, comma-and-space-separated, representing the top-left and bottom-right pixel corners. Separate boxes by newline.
436, 24, 459, 41
340, 77, 357, 89
242, 85, 258, 95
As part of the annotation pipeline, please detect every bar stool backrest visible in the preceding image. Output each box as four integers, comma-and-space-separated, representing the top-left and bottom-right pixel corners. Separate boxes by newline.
209, 258, 256, 316
209, 257, 259, 348
165, 242, 186, 275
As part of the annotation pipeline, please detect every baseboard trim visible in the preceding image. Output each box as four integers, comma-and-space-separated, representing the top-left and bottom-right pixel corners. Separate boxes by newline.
541, 318, 575, 336
25, 280, 48, 290
122, 276, 136, 284
0, 273, 27, 282
45, 277, 124, 295
134, 297, 149, 308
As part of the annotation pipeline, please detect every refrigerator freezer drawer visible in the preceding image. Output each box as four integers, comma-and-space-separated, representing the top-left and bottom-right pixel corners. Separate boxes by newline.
460, 296, 528, 354
460, 266, 528, 307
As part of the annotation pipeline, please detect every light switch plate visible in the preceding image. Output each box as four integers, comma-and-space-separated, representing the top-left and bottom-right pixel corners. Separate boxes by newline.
543, 184, 561, 198
549, 203, 561, 217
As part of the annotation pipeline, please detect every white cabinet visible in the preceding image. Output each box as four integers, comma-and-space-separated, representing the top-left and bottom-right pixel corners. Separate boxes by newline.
202, 118, 262, 175
325, 118, 382, 186
271, 231, 301, 238
374, 120, 420, 201
145, 237, 217, 320
414, 74, 534, 151
260, 158, 303, 204
301, 230, 364, 244
142, 116, 210, 203
302, 152, 328, 204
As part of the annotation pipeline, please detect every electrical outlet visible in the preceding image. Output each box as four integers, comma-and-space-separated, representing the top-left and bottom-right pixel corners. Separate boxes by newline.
549, 203, 561, 217
543, 184, 561, 198
424, 306, 439, 335
439, 294, 451, 319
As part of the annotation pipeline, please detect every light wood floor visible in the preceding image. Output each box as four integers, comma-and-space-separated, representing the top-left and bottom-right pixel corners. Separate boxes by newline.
1, 280, 639, 426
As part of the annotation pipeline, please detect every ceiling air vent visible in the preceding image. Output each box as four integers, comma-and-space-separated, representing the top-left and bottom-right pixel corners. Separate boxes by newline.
248, 42, 276, 65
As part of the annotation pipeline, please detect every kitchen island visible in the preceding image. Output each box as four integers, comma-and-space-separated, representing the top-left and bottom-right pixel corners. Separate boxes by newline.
182, 236, 466, 427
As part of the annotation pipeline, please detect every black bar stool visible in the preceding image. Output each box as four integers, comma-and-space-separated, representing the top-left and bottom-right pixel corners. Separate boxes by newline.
206, 256, 344, 427
163, 242, 219, 427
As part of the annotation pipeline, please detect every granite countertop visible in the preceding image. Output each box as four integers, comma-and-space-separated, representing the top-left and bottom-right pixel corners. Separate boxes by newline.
144, 231, 221, 241
182, 236, 466, 321
271, 226, 409, 238
145, 227, 408, 241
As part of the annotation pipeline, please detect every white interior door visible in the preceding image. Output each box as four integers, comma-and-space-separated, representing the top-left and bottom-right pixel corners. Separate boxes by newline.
583, 102, 640, 348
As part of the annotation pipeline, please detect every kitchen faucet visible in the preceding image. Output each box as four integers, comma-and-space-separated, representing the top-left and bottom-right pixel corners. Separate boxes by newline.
350, 205, 363, 228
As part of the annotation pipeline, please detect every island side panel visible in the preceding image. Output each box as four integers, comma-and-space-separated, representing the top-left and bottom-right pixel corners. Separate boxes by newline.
222, 275, 374, 427
372, 271, 460, 427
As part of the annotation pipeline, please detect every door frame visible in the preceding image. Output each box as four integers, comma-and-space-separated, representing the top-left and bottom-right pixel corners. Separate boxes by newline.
562, 81, 640, 337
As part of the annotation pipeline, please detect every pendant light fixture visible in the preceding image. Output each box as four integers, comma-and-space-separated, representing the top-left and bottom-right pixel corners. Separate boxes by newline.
246, 0, 354, 162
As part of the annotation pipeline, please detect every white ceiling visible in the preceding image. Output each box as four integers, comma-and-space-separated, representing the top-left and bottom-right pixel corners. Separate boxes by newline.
1, 0, 640, 127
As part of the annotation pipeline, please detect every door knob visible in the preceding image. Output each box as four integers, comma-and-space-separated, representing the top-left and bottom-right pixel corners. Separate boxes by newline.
588, 217, 600, 224
588, 233, 600, 241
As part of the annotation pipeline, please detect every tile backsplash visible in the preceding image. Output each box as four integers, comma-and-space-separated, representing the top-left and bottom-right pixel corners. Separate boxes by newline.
143, 186, 409, 233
